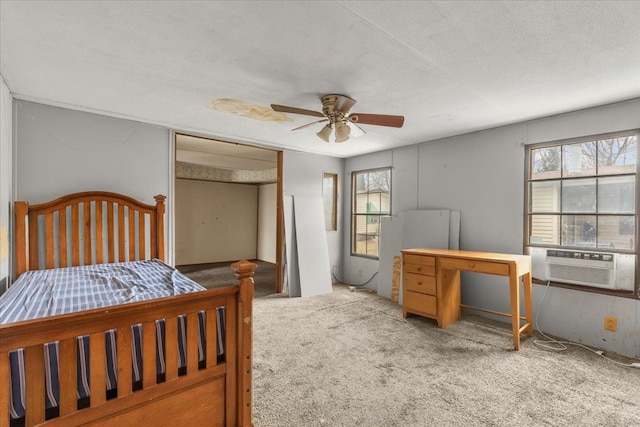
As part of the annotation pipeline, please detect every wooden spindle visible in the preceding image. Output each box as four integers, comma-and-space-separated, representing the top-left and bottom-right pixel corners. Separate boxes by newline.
58, 338, 77, 416
28, 212, 38, 271
118, 204, 125, 262
107, 202, 115, 263
154, 195, 165, 261
117, 326, 132, 398
84, 202, 91, 265
14, 201, 28, 275
128, 207, 135, 262
165, 318, 178, 382
71, 204, 80, 266
142, 321, 155, 389
24, 345, 45, 425
0, 350, 9, 427
59, 207, 68, 268
186, 312, 199, 375
96, 201, 103, 263
138, 212, 146, 260
205, 308, 217, 368
89, 332, 107, 407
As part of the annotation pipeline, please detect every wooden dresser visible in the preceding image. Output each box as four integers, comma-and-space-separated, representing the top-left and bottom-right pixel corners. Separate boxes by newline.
402, 252, 460, 328
401, 248, 533, 350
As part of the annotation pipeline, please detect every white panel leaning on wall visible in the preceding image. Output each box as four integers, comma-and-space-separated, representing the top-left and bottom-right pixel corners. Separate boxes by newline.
378, 210, 461, 302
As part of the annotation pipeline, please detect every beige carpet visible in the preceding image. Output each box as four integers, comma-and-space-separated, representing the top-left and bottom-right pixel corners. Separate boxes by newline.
252, 285, 640, 426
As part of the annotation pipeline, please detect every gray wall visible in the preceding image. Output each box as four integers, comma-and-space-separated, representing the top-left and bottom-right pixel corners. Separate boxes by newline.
257, 183, 277, 263
0, 76, 12, 292
283, 150, 344, 280
15, 101, 170, 205
343, 98, 640, 358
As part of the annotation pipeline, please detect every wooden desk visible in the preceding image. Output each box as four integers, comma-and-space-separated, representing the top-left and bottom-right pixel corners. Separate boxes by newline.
402, 248, 533, 351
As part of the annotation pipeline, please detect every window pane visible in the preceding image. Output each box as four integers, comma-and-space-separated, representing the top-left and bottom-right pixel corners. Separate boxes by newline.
597, 216, 635, 250
529, 215, 560, 245
598, 176, 635, 213
563, 141, 596, 177
562, 178, 596, 213
561, 215, 597, 247
366, 218, 380, 256
531, 146, 561, 180
597, 136, 637, 175
354, 191, 368, 214
353, 215, 368, 254
530, 181, 560, 213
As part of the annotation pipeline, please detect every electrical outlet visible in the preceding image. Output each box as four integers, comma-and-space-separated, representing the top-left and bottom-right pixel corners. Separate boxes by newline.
604, 316, 617, 332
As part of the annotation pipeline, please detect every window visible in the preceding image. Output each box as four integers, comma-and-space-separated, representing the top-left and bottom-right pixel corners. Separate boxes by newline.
527, 133, 637, 252
323, 173, 337, 231
351, 167, 391, 258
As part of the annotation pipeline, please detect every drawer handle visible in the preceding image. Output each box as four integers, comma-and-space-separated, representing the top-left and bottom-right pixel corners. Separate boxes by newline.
469, 262, 475, 268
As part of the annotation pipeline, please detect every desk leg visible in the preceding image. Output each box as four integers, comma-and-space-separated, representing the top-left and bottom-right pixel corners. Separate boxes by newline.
523, 271, 533, 337
509, 270, 521, 351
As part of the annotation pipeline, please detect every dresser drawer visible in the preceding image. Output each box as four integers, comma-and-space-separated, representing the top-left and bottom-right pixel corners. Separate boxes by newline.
403, 290, 437, 317
403, 254, 436, 276
404, 272, 436, 295
440, 257, 510, 276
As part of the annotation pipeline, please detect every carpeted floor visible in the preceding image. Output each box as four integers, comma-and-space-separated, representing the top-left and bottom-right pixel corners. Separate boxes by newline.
178, 260, 276, 298
252, 284, 640, 427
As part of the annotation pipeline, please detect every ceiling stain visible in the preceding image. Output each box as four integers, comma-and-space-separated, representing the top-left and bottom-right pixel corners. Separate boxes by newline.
209, 98, 290, 122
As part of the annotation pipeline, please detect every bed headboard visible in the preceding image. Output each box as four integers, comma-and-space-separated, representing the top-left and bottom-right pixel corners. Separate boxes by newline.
14, 191, 166, 276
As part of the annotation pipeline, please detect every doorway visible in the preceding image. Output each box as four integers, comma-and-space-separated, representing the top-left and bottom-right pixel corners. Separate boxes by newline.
173, 133, 283, 296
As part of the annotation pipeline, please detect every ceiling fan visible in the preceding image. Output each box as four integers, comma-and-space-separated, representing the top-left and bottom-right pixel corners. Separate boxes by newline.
271, 94, 404, 143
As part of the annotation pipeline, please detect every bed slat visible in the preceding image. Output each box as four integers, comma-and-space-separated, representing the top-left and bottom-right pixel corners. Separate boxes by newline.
89, 332, 107, 408
96, 202, 104, 264
118, 205, 125, 262
71, 204, 80, 266
187, 313, 199, 375
28, 212, 38, 271
117, 326, 132, 398
165, 318, 178, 382
84, 202, 91, 265
60, 208, 68, 268
150, 213, 157, 260
205, 308, 217, 368
138, 213, 145, 260
45, 213, 54, 269
128, 208, 135, 262
58, 338, 77, 416
107, 201, 115, 264
24, 345, 46, 425
142, 321, 155, 390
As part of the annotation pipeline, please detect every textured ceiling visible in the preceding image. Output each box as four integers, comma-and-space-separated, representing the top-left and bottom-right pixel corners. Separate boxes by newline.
1, 1, 639, 158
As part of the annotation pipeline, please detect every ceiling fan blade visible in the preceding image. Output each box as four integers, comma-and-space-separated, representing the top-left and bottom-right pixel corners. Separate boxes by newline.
291, 118, 329, 131
349, 113, 404, 128
333, 95, 357, 114
271, 104, 325, 118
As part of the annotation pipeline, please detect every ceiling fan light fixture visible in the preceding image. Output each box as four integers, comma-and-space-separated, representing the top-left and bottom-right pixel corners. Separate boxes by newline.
317, 124, 333, 142
334, 121, 351, 143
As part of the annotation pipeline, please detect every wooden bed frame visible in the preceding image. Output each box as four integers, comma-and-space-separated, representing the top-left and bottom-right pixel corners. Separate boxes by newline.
1, 191, 254, 427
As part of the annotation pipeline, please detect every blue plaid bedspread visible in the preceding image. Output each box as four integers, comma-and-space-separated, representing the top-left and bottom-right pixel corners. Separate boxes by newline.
0, 259, 225, 420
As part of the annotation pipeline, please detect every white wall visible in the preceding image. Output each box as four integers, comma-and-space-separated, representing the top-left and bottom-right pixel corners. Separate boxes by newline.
343, 98, 640, 358
283, 150, 343, 279
0, 75, 13, 292
175, 179, 258, 265
257, 183, 276, 263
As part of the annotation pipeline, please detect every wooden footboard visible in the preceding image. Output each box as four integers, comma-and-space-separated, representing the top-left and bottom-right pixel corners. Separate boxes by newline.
0, 260, 255, 427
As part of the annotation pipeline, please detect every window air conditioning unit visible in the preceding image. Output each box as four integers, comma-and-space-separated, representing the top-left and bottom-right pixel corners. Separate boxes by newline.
528, 247, 635, 291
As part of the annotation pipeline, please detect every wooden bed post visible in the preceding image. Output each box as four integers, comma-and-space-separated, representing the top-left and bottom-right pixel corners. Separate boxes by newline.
232, 260, 257, 427
154, 195, 166, 261
14, 201, 29, 276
